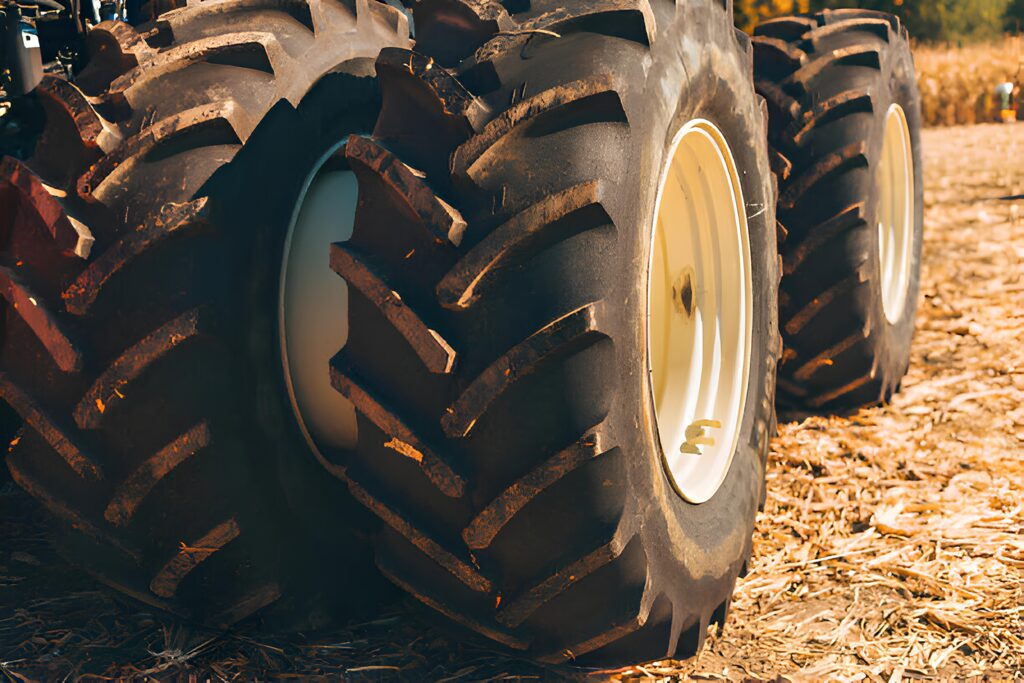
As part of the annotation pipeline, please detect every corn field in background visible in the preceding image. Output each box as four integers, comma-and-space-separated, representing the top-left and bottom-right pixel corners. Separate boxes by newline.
914, 37, 1024, 126
735, 1, 1024, 127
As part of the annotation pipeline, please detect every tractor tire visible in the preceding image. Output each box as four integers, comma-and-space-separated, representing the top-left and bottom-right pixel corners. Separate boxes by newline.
324, 0, 779, 666
0, 0, 409, 625
753, 9, 924, 411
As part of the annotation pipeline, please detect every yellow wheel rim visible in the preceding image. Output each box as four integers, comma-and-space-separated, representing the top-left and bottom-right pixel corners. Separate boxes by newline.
648, 120, 753, 504
878, 104, 915, 324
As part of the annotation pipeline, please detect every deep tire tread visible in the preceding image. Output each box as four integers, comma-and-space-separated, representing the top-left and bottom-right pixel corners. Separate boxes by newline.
342, 473, 492, 593
149, 517, 241, 598
497, 527, 630, 628
62, 199, 211, 316
6, 452, 136, 557
440, 301, 608, 439
436, 181, 610, 310
756, 9, 920, 410
104, 422, 211, 526
1, 0, 409, 622
324, 0, 767, 665
330, 243, 458, 374
462, 427, 611, 550
0, 266, 84, 373
452, 77, 626, 177
0, 374, 101, 480
72, 308, 202, 431
376, 549, 528, 650
330, 357, 466, 498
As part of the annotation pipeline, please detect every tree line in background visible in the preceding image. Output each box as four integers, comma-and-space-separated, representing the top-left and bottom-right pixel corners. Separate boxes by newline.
735, 0, 1024, 41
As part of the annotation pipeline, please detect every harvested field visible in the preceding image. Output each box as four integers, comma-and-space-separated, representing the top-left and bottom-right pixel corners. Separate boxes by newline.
1, 124, 1022, 681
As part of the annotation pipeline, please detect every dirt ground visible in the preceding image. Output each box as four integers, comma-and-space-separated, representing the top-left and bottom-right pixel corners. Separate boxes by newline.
2, 124, 1022, 681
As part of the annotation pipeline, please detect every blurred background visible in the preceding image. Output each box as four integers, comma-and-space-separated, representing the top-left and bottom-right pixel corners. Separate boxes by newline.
737, 0, 1024, 126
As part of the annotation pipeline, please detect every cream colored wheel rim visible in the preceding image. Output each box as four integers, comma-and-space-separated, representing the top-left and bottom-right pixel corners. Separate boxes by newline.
648, 119, 753, 505
279, 142, 359, 461
878, 104, 915, 324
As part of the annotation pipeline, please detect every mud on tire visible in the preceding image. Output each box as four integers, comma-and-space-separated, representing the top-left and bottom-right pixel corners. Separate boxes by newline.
0, 0, 409, 624
323, 0, 779, 666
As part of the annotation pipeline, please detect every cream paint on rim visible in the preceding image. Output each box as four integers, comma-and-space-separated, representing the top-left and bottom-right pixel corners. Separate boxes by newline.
877, 103, 915, 324
647, 119, 753, 505
279, 140, 359, 464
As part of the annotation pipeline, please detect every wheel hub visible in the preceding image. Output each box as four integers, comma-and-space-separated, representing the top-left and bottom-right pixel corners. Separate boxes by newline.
647, 119, 753, 505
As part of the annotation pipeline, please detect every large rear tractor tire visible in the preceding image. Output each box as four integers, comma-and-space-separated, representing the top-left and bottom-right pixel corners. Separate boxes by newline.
319, 0, 779, 666
753, 9, 924, 411
0, 0, 409, 625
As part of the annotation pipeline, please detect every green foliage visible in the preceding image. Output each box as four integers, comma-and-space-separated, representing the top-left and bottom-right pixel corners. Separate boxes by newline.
812, 0, 1013, 42
1007, 0, 1024, 31
735, 0, 1020, 42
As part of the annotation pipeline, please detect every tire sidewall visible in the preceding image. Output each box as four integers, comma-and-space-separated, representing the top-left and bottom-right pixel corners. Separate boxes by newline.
863, 33, 924, 391
615, 1, 778, 626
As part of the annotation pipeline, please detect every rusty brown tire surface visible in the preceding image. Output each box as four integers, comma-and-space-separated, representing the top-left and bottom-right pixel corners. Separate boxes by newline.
754, 9, 924, 412
323, 0, 779, 666
0, 0, 408, 625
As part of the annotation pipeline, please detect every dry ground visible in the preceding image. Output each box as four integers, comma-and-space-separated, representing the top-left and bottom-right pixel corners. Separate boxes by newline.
2, 124, 1022, 681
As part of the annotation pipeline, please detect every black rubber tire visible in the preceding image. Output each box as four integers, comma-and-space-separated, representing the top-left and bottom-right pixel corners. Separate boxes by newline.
753, 9, 924, 411
0, 0, 409, 625
323, 0, 779, 666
